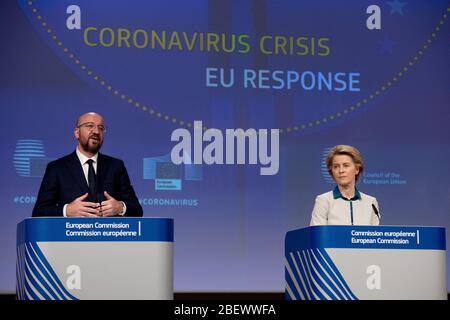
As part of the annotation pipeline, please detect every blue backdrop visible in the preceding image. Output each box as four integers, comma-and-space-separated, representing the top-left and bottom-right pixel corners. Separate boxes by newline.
1, 0, 449, 292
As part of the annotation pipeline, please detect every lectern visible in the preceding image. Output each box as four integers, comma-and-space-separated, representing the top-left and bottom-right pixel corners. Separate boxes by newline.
16, 217, 173, 300
285, 225, 446, 300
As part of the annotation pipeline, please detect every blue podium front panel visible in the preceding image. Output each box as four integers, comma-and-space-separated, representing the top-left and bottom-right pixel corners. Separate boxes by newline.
16, 218, 173, 300
285, 226, 447, 300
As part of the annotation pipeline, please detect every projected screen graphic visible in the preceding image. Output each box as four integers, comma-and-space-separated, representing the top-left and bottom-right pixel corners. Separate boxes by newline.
1, 0, 449, 292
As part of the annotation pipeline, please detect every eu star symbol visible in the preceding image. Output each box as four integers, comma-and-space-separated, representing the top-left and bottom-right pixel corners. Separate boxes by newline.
378, 36, 396, 54
387, 0, 407, 16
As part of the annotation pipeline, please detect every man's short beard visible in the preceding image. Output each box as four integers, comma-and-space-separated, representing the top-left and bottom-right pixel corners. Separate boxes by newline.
81, 140, 102, 154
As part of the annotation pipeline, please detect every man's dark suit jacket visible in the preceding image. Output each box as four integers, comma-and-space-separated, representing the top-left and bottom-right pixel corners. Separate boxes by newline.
32, 151, 143, 217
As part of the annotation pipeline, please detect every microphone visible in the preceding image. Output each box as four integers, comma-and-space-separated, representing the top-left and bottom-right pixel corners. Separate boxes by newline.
371, 204, 380, 221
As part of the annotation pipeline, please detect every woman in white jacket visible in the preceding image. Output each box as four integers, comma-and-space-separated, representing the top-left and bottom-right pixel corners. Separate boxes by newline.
310, 145, 380, 226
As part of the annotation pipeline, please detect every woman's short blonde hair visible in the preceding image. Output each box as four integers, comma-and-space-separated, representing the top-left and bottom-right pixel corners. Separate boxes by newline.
326, 145, 364, 182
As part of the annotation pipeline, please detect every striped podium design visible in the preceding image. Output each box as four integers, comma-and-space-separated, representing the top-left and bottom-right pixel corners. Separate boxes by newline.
16, 217, 174, 300
285, 225, 446, 300
285, 248, 357, 300
17, 242, 77, 300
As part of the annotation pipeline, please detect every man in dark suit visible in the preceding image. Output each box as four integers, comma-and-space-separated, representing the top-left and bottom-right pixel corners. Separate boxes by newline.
32, 112, 143, 217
